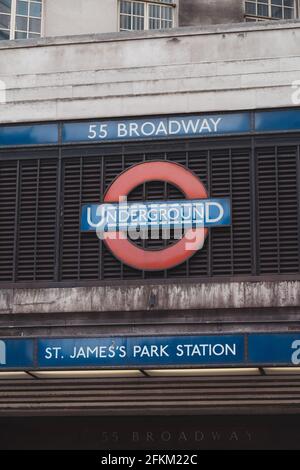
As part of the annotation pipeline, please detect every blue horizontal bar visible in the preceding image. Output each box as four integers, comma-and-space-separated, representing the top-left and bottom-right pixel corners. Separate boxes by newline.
1, 109, 300, 147
0, 339, 34, 368
248, 334, 300, 365
255, 110, 300, 132
0, 124, 58, 147
0, 333, 300, 370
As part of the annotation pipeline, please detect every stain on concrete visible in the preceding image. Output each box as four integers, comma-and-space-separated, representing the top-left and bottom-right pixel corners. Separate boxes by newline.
1, 281, 300, 315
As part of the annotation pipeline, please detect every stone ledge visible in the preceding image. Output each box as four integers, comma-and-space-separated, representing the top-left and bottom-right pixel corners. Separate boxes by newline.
0, 280, 300, 314
0, 19, 299, 50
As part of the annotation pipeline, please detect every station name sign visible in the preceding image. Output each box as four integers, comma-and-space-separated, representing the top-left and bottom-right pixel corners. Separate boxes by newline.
1, 334, 300, 370
62, 113, 251, 143
1, 109, 300, 147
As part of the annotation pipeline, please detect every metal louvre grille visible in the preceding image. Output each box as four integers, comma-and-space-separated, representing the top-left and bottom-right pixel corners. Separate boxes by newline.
0, 375, 300, 416
0, 152, 58, 283
257, 146, 299, 274
0, 137, 299, 285
0, 160, 17, 282
61, 147, 253, 280
17, 159, 58, 282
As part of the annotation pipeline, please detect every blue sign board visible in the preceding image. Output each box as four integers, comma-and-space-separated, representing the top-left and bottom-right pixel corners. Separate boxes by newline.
1, 334, 300, 370
38, 335, 244, 368
248, 334, 300, 365
0, 339, 34, 369
81, 198, 231, 233
62, 113, 251, 144
0, 124, 58, 147
1, 109, 300, 147
255, 109, 300, 132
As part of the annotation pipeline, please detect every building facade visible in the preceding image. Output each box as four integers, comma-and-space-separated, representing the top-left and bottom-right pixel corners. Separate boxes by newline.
1, 1, 300, 451
1, 0, 300, 40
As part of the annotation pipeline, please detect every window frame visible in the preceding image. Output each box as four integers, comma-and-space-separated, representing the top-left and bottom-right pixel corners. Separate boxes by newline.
245, 0, 297, 21
119, 0, 177, 32
0, 0, 43, 41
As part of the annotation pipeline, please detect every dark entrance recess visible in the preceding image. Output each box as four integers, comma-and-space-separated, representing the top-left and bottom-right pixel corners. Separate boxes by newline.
0, 134, 300, 286
0, 415, 300, 450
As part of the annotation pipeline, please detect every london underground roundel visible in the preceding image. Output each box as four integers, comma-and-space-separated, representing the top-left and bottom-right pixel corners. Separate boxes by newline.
81, 161, 231, 271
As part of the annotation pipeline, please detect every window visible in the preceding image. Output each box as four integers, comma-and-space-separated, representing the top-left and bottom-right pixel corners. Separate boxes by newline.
0, 0, 42, 40
120, 0, 175, 32
245, 1, 295, 21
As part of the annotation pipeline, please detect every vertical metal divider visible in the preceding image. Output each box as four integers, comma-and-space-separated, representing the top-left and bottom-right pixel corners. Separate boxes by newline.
250, 131, 258, 276
77, 156, 83, 280
13, 160, 20, 282
296, 145, 300, 274
185, 147, 190, 278
142, 152, 146, 280
164, 151, 168, 279
120, 149, 125, 280
229, 148, 233, 276
33, 158, 40, 281
275, 146, 280, 274
99, 154, 104, 281
208, 149, 212, 277
54, 124, 63, 282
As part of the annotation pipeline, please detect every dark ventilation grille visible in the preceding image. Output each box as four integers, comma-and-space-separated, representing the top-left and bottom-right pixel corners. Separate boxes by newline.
257, 146, 299, 274
0, 154, 58, 283
0, 138, 299, 285
0, 160, 17, 282
17, 158, 58, 282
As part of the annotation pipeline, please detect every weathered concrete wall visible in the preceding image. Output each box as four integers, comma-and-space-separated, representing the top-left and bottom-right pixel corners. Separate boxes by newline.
1, 281, 300, 315
179, 0, 244, 26
0, 21, 299, 124
43, 0, 119, 37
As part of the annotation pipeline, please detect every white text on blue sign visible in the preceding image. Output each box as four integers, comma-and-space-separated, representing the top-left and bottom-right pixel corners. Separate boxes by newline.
81, 198, 231, 232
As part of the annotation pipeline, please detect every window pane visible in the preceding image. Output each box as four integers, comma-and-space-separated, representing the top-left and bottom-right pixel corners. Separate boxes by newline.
120, 14, 131, 30
16, 15, 28, 30
15, 30, 27, 38
161, 6, 172, 20
271, 5, 283, 17
271, 0, 283, 5
0, 28, 9, 39
257, 3, 268, 16
132, 1, 144, 16
0, 13, 10, 29
284, 6, 294, 17
284, 0, 294, 6
29, 1, 42, 17
149, 4, 160, 18
17, 1, 28, 15
120, 1, 131, 14
149, 18, 160, 29
132, 15, 144, 29
245, 2, 257, 15
0, 0, 11, 14
29, 17, 40, 32
161, 19, 172, 28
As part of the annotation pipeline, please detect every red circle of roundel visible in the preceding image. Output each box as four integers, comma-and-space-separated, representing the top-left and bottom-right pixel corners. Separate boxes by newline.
103, 161, 208, 271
